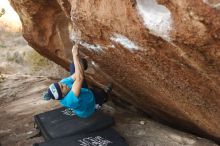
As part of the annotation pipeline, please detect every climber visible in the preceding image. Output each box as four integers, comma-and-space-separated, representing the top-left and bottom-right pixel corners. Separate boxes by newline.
43, 43, 112, 118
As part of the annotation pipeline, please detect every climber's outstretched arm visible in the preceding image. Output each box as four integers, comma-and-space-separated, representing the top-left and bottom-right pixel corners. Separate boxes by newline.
71, 44, 84, 97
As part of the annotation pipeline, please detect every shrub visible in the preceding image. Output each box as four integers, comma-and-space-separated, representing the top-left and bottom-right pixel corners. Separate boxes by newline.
6, 51, 24, 64
0, 8, 5, 17
0, 44, 6, 48
24, 50, 52, 71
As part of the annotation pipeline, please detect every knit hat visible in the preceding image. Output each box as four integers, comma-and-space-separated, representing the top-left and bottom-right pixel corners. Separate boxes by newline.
43, 83, 62, 100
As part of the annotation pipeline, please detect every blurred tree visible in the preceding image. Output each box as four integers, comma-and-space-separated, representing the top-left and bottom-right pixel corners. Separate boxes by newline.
0, 8, 5, 17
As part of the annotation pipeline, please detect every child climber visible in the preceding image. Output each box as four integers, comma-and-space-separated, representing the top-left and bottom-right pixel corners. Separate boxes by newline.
43, 43, 112, 118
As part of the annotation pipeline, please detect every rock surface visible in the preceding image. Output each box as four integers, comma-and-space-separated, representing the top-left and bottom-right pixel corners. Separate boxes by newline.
9, 0, 220, 143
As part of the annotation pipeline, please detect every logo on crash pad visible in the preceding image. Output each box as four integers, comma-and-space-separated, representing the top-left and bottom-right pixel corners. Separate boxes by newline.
61, 109, 76, 116
78, 136, 112, 146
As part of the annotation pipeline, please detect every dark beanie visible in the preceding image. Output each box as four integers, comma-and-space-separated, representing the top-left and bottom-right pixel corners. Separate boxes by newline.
47, 82, 63, 100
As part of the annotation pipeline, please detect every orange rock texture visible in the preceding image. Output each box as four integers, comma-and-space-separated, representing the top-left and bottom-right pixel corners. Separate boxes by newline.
9, 0, 220, 143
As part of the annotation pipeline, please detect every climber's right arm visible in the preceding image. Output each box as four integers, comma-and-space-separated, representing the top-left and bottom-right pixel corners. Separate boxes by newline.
71, 44, 84, 97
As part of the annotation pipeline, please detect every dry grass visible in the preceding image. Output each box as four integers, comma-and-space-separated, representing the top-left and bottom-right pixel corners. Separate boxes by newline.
0, 0, 65, 76
0, 26, 68, 77
0, 8, 5, 17
24, 50, 53, 72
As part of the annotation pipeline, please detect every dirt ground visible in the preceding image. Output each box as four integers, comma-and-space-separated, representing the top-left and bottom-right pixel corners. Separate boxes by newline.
0, 74, 218, 146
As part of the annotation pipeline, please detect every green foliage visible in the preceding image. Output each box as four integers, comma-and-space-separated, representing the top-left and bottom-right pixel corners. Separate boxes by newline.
0, 8, 5, 17
24, 50, 52, 71
0, 44, 6, 48
6, 51, 24, 64
0, 74, 5, 83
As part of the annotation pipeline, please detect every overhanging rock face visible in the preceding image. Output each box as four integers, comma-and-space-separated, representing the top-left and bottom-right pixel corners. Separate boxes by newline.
9, 0, 220, 143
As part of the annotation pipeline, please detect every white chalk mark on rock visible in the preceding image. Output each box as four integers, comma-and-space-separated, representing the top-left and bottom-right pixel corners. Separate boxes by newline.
69, 31, 104, 52
110, 34, 140, 52
203, 0, 220, 8
69, 31, 81, 43
79, 42, 104, 52
136, 0, 173, 41
91, 61, 99, 67
108, 44, 115, 48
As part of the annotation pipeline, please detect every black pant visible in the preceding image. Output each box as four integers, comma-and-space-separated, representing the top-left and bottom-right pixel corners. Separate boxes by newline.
70, 63, 108, 106
91, 88, 108, 106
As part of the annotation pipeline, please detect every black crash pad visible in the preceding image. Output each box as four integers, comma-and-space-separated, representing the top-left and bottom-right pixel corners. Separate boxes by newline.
34, 107, 114, 141
34, 128, 128, 146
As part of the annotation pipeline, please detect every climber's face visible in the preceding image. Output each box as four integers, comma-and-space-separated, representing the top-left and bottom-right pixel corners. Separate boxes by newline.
58, 83, 70, 97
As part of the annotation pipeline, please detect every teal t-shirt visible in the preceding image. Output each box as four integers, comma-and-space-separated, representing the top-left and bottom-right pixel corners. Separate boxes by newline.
59, 77, 95, 118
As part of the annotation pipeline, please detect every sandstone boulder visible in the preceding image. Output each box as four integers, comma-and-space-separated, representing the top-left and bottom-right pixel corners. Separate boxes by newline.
9, 0, 220, 143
